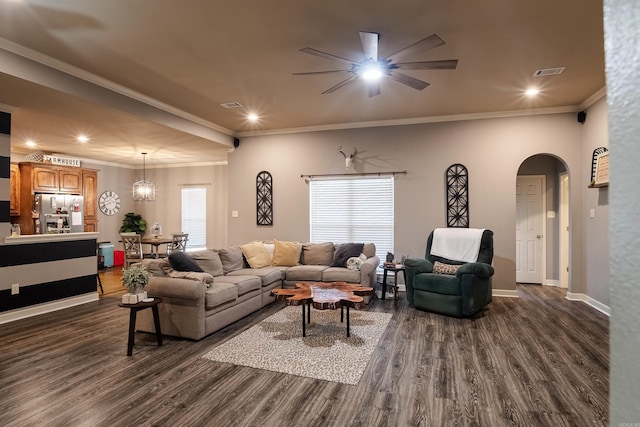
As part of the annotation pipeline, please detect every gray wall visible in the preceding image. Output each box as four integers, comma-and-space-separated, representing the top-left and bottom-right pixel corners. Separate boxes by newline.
228, 112, 589, 294
88, 162, 228, 251
605, 0, 640, 422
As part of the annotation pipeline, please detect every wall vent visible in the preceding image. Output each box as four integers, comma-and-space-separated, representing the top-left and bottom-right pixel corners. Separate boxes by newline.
533, 67, 565, 76
220, 102, 244, 109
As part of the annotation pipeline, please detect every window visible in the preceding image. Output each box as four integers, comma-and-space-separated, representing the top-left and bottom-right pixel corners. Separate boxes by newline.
309, 176, 394, 257
181, 187, 207, 250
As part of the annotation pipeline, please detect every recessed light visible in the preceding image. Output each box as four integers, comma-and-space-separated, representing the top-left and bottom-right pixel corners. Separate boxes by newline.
247, 113, 259, 122
525, 88, 540, 96
77, 135, 89, 143
25, 140, 36, 147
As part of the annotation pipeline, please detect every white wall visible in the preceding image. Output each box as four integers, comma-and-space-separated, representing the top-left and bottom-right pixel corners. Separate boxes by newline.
228, 112, 588, 293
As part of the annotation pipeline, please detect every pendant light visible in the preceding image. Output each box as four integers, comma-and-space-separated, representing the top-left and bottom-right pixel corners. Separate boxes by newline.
133, 152, 156, 201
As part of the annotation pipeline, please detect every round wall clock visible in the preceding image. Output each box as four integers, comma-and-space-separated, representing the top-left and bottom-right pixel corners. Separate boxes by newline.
99, 191, 121, 216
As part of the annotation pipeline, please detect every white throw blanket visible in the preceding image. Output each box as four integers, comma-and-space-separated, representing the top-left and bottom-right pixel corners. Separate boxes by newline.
430, 228, 485, 263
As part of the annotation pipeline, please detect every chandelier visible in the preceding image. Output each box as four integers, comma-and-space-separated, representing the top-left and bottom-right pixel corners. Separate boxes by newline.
133, 152, 156, 201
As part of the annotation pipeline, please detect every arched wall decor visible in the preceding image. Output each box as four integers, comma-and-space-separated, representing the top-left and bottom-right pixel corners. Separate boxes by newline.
256, 171, 273, 226
446, 163, 469, 228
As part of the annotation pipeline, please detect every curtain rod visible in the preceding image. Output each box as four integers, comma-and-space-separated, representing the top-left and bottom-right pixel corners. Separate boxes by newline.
301, 171, 407, 179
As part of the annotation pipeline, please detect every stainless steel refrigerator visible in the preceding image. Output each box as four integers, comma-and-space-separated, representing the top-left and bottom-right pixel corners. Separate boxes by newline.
34, 193, 85, 234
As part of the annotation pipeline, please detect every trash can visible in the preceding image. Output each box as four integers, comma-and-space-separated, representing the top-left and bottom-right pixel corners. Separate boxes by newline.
99, 243, 115, 268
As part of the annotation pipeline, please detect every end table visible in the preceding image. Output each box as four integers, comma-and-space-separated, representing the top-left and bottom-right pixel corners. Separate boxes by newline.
381, 264, 406, 304
118, 297, 163, 356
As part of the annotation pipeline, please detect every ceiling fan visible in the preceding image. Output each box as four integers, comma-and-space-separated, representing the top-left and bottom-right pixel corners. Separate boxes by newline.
293, 32, 458, 97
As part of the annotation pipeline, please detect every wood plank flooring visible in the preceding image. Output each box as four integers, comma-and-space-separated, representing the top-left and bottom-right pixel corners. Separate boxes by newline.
0, 282, 608, 426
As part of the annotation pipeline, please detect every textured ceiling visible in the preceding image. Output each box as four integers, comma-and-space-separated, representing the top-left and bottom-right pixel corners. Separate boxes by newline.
0, 0, 605, 165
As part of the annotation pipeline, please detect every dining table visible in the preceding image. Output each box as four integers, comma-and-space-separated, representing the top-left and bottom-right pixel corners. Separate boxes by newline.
140, 236, 173, 258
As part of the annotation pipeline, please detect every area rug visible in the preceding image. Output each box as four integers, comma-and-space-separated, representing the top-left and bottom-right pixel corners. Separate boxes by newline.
202, 306, 393, 385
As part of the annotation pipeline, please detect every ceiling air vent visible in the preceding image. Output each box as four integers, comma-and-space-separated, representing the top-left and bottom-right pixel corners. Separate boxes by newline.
533, 67, 565, 77
220, 102, 244, 109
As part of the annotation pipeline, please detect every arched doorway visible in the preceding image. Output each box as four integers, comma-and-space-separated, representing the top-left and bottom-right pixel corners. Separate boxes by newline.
516, 154, 570, 289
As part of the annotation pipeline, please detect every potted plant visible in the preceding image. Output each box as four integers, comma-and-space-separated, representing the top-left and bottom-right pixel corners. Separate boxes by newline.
121, 264, 151, 303
120, 212, 147, 235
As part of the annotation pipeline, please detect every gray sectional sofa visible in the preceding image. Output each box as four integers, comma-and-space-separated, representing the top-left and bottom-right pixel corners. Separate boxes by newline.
137, 241, 379, 340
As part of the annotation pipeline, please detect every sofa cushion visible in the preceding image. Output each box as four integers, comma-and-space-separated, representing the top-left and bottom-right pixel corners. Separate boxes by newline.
219, 246, 245, 274
226, 267, 282, 287
433, 261, 461, 275
168, 251, 204, 272
321, 267, 361, 283
205, 282, 238, 309
214, 275, 261, 296
332, 243, 364, 267
302, 242, 335, 265
190, 250, 224, 277
271, 240, 302, 266
285, 265, 329, 282
240, 241, 272, 268
363, 243, 376, 258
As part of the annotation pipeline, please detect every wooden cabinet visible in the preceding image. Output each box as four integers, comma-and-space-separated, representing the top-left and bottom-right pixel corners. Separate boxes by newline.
16, 162, 99, 235
32, 166, 82, 194
82, 169, 99, 232
10, 163, 20, 216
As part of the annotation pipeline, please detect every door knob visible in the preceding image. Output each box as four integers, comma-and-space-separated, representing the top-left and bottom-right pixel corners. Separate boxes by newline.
537, 235, 542, 239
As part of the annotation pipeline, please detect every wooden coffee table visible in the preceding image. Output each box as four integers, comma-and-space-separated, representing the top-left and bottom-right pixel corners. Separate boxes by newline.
271, 282, 374, 337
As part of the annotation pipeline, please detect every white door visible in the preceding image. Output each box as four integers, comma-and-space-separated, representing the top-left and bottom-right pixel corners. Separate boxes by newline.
516, 176, 545, 283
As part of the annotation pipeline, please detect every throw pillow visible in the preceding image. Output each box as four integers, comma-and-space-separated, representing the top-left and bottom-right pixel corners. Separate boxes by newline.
432, 260, 461, 275
271, 239, 302, 266
332, 243, 364, 267
168, 251, 204, 272
240, 241, 272, 268
219, 246, 244, 274
189, 250, 224, 277
302, 242, 335, 265
346, 254, 366, 271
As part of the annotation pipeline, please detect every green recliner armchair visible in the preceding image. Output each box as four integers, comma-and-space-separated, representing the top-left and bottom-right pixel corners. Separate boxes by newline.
405, 229, 494, 317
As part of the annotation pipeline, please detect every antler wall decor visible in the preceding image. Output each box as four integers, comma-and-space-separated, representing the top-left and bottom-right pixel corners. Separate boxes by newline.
339, 145, 358, 169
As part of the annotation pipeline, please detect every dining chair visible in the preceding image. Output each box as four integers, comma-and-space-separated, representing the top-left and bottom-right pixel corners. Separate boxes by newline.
120, 232, 143, 268
165, 233, 189, 256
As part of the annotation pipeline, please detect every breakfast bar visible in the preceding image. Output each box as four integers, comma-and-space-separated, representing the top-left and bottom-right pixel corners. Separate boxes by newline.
0, 232, 100, 324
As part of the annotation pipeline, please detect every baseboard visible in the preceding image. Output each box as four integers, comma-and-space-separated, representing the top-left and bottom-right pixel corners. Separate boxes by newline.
566, 292, 610, 316
544, 280, 561, 287
0, 293, 99, 325
492, 289, 519, 298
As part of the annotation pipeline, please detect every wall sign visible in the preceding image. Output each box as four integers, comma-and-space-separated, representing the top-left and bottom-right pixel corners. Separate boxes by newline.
43, 155, 81, 167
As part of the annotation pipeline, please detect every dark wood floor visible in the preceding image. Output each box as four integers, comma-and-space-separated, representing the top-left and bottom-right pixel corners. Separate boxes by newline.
0, 281, 608, 427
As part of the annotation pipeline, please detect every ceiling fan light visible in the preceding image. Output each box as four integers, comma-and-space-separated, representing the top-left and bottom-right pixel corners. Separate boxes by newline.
361, 64, 383, 81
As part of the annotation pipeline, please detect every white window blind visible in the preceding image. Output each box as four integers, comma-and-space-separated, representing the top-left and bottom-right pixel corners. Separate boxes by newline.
181, 187, 207, 249
310, 176, 394, 257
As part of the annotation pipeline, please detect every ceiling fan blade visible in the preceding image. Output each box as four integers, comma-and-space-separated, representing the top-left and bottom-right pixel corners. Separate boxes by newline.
293, 69, 351, 75
368, 82, 381, 97
386, 34, 446, 63
359, 31, 379, 61
396, 59, 458, 70
300, 47, 357, 65
388, 72, 430, 90
322, 75, 359, 94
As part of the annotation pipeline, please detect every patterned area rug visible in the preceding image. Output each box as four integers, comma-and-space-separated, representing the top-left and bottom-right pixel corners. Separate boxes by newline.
202, 306, 393, 385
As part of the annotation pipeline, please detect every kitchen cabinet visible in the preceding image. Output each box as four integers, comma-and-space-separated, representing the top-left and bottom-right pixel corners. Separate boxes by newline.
32, 165, 82, 194
10, 163, 20, 216
16, 162, 99, 235
82, 169, 99, 232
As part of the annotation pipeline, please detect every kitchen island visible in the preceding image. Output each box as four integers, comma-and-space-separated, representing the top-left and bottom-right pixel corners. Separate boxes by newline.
0, 232, 99, 324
